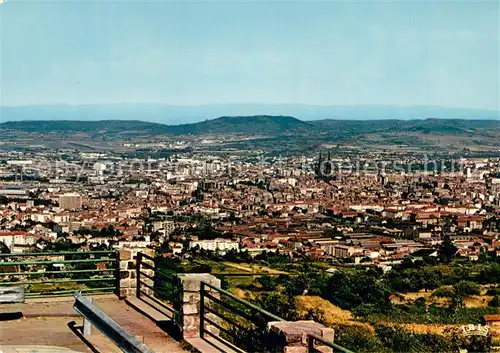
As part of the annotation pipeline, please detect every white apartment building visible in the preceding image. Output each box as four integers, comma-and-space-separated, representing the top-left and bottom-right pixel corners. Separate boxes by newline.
189, 238, 239, 253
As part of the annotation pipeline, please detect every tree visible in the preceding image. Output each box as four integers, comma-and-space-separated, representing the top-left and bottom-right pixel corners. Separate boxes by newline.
454, 281, 480, 296
439, 234, 457, 263
399, 257, 415, 269
325, 270, 392, 310
449, 281, 481, 311
488, 295, 500, 307
284, 273, 311, 296
257, 275, 276, 291
252, 292, 299, 321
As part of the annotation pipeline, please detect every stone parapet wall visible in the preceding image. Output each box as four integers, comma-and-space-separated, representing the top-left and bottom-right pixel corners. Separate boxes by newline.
268, 320, 335, 353
177, 273, 221, 338
118, 247, 154, 298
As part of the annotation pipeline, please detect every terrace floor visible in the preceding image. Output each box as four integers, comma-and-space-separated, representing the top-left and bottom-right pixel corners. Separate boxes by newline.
0, 294, 188, 353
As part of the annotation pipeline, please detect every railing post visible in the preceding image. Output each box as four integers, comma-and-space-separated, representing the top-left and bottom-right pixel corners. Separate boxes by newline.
307, 335, 314, 353
136, 252, 142, 299
177, 273, 220, 339
83, 296, 93, 337
114, 250, 121, 298
200, 282, 205, 339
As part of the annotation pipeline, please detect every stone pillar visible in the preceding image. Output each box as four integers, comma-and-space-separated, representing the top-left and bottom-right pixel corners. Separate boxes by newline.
177, 273, 221, 339
268, 320, 335, 353
118, 248, 155, 298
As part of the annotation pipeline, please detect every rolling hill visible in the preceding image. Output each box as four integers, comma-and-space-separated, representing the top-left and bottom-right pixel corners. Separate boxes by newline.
1, 116, 498, 150
0, 120, 165, 134
0, 115, 309, 136
165, 115, 309, 135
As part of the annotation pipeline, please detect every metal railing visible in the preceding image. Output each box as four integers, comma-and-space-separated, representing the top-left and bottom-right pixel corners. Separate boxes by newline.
0, 251, 119, 297
307, 333, 356, 353
136, 252, 180, 319
133, 252, 355, 353
200, 281, 285, 353
73, 292, 154, 353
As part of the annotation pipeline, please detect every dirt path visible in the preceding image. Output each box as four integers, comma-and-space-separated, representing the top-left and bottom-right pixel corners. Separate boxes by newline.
223, 262, 288, 274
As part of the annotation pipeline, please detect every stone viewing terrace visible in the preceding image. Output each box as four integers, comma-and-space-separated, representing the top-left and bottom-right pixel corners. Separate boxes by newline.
0, 248, 354, 353
0, 295, 187, 353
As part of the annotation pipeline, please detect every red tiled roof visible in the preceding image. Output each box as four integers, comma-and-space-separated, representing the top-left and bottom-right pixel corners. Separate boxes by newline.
484, 315, 500, 322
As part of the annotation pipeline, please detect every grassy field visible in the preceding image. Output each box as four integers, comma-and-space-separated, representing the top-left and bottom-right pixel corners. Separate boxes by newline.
295, 295, 374, 332
395, 288, 494, 308
194, 260, 289, 275
224, 275, 257, 292
191, 259, 290, 293
221, 262, 289, 275
295, 295, 499, 341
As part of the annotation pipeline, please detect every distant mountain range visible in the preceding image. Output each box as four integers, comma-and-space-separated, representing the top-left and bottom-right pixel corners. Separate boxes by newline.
1, 104, 498, 124
1, 115, 499, 137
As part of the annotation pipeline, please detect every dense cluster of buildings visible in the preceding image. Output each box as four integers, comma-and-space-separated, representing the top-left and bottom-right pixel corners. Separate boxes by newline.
0, 149, 499, 266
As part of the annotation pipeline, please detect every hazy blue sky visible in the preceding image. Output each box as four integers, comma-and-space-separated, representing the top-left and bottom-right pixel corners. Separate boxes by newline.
1, 0, 499, 110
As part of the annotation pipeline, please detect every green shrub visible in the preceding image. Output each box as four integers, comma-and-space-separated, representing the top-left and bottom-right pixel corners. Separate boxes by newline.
332, 324, 389, 353
365, 304, 499, 325
454, 280, 481, 296
375, 324, 428, 353
376, 324, 490, 353
432, 286, 455, 298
